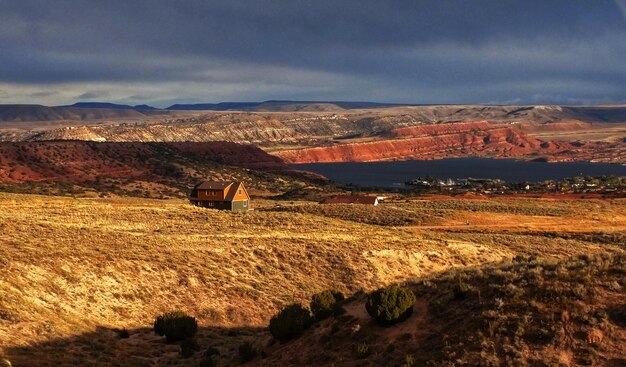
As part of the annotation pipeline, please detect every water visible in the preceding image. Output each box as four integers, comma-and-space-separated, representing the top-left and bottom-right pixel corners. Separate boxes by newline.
293, 158, 626, 187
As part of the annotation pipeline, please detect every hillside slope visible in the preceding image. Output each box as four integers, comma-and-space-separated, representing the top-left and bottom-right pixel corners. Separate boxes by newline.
0, 141, 312, 197
2, 105, 623, 164
0, 195, 624, 366
4, 105, 626, 142
259, 254, 626, 366
275, 121, 625, 163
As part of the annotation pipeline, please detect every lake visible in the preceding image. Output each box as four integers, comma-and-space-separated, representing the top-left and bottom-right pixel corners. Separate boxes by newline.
293, 158, 626, 187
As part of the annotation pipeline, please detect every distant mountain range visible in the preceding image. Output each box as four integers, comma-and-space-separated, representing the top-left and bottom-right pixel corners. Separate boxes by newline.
62, 100, 412, 111
166, 100, 408, 111
1, 101, 626, 123
62, 102, 158, 111
0, 101, 413, 122
0, 104, 157, 123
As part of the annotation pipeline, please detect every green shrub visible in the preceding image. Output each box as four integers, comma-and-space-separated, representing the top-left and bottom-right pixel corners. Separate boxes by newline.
365, 285, 416, 326
310, 290, 344, 320
268, 304, 312, 342
238, 341, 257, 363
153, 311, 198, 342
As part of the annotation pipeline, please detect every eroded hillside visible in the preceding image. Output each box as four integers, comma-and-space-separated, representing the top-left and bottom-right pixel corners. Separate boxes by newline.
2, 105, 624, 164
275, 121, 625, 163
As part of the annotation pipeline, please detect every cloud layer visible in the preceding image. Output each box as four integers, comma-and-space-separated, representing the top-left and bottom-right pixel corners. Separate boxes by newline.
1, 0, 625, 106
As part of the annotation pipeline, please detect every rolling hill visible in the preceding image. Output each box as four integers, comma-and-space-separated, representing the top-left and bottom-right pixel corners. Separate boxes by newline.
258, 254, 626, 366
0, 194, 624, 366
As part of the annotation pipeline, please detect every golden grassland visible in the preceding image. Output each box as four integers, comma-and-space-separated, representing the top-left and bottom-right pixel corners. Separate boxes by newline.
0, 193, 624, 366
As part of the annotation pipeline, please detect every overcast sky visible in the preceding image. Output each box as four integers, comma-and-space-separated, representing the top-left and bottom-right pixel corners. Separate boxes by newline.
1, 0, 625, 107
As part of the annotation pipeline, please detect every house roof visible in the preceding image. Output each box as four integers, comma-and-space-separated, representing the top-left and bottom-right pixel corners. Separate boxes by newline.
194, 181, 233, 190
322, 195, 378, 205
191, 181, 249, 202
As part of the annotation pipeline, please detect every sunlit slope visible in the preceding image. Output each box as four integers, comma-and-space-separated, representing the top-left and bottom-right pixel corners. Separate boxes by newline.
0, 193, 624, 365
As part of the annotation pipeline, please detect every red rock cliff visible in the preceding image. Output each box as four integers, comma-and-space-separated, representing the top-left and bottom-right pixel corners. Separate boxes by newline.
274, 121, 574, 163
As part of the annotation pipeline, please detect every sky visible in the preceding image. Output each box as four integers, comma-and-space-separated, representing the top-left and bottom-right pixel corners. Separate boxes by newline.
1, 0, 625, 107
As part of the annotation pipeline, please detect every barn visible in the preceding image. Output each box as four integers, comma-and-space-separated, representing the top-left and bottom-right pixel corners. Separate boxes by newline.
189, 181, 250, 211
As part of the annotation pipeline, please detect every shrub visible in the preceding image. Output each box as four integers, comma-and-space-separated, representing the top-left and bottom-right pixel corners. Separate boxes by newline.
117, 328, 130, 339
180, 338, 200, 358
198, 347, 220, 367
453, 280, 470, 300
268, 304, 312, 342
365, 285, 416, 326
154, 311, 198, 342
310, 290, 345, 320
238, 341, 257, 363
385, 343, 395, 354
354, 342, 370, 358
198, 356, 216, 367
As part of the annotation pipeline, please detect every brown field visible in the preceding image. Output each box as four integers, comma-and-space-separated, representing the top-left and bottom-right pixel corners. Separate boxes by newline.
0, 193, 625, 366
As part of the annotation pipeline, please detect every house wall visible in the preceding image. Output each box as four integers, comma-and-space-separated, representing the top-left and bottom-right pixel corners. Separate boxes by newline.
231, 200, 248, 212
193, 200, 232, 210
225, 183, 250, 201
197, 188, 227, 201
233, 184, 250, 201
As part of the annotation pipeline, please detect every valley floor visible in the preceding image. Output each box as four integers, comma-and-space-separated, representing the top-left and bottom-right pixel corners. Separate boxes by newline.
0, 193, 624, 366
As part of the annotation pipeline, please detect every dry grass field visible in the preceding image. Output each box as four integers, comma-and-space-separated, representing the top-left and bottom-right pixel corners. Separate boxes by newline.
0, 193, 624, 366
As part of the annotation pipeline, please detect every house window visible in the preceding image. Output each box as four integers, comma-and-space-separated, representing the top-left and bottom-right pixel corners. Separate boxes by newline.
238, 189, 242, 195
243, 200, 247, 207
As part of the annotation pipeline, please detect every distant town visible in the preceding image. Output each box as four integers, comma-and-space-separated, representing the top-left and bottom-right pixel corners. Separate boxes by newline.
405, 175, 626, 196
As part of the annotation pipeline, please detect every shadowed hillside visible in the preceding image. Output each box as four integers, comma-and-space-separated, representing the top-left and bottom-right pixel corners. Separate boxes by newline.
257, 254, 626, 366
0, 141, 319, 197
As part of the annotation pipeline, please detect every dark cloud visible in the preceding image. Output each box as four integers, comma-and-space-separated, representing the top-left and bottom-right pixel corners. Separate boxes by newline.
1, 0, 625, 105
